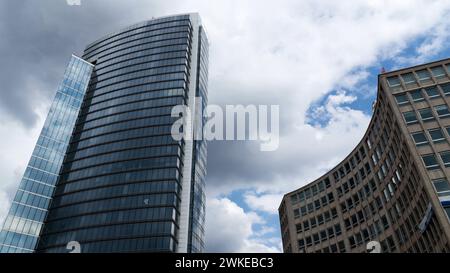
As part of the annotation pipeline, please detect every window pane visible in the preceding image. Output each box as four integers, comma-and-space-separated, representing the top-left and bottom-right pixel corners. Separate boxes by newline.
419, 108, 434, 121
433, 179, 450, 193
412, 132, 428, 146
431, 66, 446, 77
422, 154, 439, 169
403, 111, 417, 124
435, 105, 450, 117
401, 73, 415, 84
416, 69, 431, 81
395, 94, 408, 105
440, 151, 450, 167
425, 86, 439, 98
387, 76, 400, 87
410, 90, 424, 101
441, 82, 450, 95
429, 128, 445, 142
445, 207, 450, 219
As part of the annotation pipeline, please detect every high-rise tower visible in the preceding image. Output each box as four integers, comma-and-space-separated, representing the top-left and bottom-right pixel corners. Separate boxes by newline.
0, 13, 208, 253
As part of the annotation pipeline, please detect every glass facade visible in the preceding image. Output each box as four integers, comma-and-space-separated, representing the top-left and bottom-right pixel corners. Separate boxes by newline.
188, 26, 209, 253
0, 55, 93, 253
35, 14, 208, 253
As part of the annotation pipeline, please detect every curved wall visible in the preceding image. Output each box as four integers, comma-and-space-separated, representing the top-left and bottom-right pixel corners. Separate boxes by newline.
280, 59, 450, 253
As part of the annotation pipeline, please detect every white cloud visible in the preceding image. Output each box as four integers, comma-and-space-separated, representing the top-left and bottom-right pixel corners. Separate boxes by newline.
244, 192, 284, 214
205, 197, 280, 253
0, 116, 44, 225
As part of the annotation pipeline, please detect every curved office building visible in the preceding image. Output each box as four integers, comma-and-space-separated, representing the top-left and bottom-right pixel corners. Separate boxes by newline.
34, 13, 208, 253
279, 58, 450, 253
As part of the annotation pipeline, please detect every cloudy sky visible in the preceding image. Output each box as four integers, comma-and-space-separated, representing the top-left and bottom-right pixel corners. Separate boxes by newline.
1, 0, 450, 252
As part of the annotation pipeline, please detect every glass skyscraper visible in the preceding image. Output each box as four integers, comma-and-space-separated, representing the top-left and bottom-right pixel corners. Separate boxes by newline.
0, 13, 208, 253
0, 55, 94, 253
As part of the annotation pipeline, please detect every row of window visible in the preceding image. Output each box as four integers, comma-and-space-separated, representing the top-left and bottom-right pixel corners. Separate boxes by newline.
94, 54, 188, 81
13, 190, 51, 211
0, 231, 38, 252
70, 125, 173, 151
421, 150, 450, 170
314, 241, 346, 253
86, 30, 190, 62
80, 100, 180, 132
76, 114, 179, 141
87, 78, 186, 106
340, 180, 376, 213
58, 162, 180, 191
90, 65, 188, 91
8, 202, 47, 224
412, 127, 449, 146
48, 193, 178, 221
403, 104, 450, 125
93, 61, 188, 88
43, 236, 176, 253
91, 72, 187, 96
298, 223, 342, 250
92, 44, 188, 73
85, 24, 191, 61
84, 17, 190, 55
64, 144, 180, 171
387, 64, 450, 88
52, 180, 180, 208
395, 83, 450, 105
45, 205, 176, 235
18, 177, 54, 199
292, 192, 335, 218
40, 221, 175, 248
88, 35, 190, 71
68, 134, 179, 161
295, 208, 338, 233
332, 146, 367, 182
336, 165, 374, 198
290, 178, 331, 204
84, 86, 185, 118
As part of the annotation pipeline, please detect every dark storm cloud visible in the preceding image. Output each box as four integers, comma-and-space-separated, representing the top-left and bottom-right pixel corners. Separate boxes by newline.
0, 0, 167, 127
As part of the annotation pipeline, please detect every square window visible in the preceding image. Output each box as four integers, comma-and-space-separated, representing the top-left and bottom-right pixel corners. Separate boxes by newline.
428, 128, 445, 143
395, 94, 408, 105
387, 76, 401, 87
441, 82, 450, 95
425, 86, 440, 98
419, 108, 434, 121
403, 111, 417, 124
401, 73, 415, 84
435, 105, 450, 117
440, 151, 450, 167
432, 178, 450, 197
416, 69, 431, 81
422, 154, 439, 170
410, 90, 424, 101
411, 132, 428, 146
431, 66, 446, 78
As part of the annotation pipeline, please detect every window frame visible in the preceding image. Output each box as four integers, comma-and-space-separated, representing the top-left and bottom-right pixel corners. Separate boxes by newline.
421, 154, 440, 170
428, 128, 445, 143
411, 131, 429, 146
